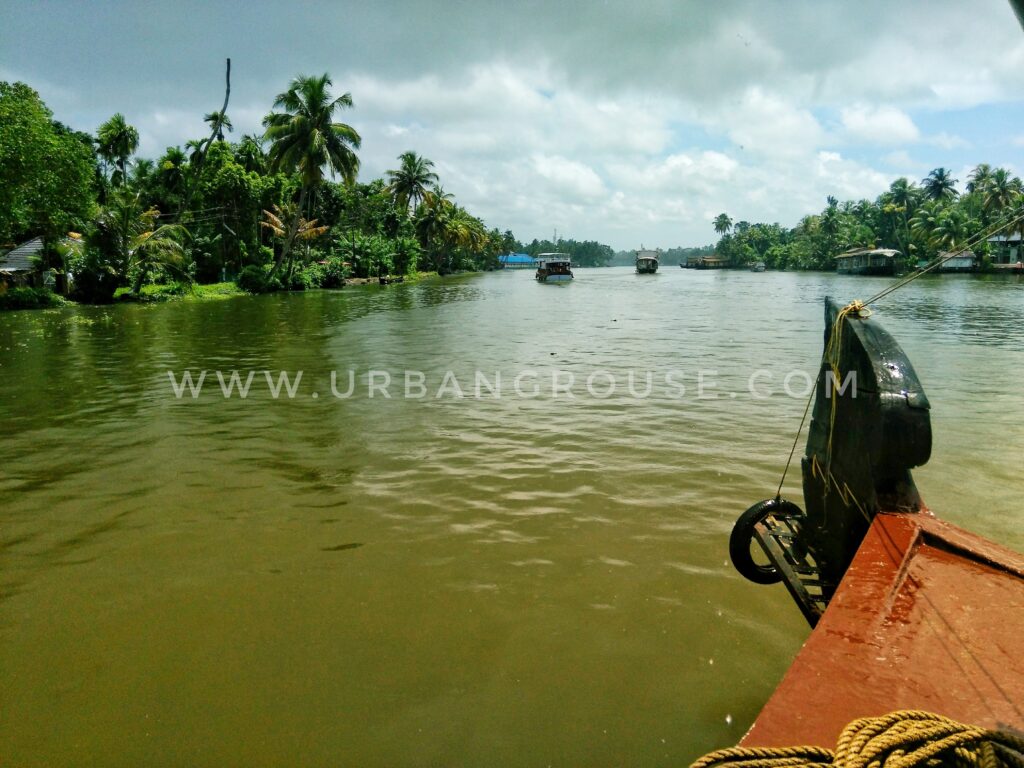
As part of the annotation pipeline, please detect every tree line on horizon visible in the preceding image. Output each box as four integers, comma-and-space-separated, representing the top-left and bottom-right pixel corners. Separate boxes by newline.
0, 75, 526, 303
710, 166, 1024, 271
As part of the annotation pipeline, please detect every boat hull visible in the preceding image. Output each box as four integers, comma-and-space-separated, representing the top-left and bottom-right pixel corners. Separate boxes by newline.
836, 264, 896, 276
742, 510, 1024, 747
537, 273, 573, 283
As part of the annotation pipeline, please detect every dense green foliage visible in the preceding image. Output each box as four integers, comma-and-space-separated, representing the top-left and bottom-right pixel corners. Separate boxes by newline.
523, 238, 615, 267
1, 72, 528, 304
711, 167, 1024, 271
0, 286, 66, 310
0, 82, 97, 244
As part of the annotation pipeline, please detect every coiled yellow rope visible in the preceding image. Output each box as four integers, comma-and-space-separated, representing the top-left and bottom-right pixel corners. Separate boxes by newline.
691, 710, 1024, 768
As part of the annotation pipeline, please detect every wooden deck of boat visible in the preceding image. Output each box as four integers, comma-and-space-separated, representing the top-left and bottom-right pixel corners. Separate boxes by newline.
741, 510, 1024, 748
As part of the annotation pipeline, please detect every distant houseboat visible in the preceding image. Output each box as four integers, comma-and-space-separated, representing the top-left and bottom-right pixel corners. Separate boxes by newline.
834, 247, 900, 276
750, 261, 766, 272
693, 256, 727, 270
535, 253, 573, 283
916, 250, 977, 273
635, 248, 660, 274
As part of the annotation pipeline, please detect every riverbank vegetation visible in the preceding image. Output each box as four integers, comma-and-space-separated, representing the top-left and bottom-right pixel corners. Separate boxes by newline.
1, 70, 522, 307
711, 167, 1024, 271
521, 238, 615, 267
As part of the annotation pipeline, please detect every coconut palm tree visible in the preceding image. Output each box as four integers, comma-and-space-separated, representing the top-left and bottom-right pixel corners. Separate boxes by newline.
415, 186, 459, 272
95, 189, 189, 294
966, 163, 993, 194
185, 139, 206, 165
204, 110, 233, 141
713, 213, 733, 235
932, 208, 974, 252
262, 72, 361, 276
885, 177, 921, 254
888, 178, 920, 210
260, 204, 328, 277
234, 134, 266, 174
909, 200, 939, 234
153, 146, 189, 213
922, 168, 959, 201
96, 113, 140, 187
984, 168, 1023, 217
387, 151, 439, 214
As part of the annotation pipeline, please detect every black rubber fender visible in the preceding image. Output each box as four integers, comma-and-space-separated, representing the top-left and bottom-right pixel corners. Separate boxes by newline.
729, 498, 803, 585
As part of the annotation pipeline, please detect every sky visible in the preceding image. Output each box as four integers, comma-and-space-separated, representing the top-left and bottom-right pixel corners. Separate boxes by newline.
3, 0, 1024, 250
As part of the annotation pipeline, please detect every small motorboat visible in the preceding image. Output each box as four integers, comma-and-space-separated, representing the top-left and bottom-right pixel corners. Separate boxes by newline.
635, 249, 660, 274
535, 253, 573, 283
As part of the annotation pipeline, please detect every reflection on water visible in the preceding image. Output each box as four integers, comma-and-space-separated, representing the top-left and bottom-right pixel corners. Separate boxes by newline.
1, 269, 1022, 766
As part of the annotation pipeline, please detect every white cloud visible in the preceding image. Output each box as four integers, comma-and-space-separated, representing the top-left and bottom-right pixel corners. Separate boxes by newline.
606, 151, 738, 195
530, 155, 605, 200
814, 151, 891, 200
882, 150, 922, 171
841, 105, 920, 145
6, 0, 1023, 250
926, 132, 970, 150
714, 88, 826, 157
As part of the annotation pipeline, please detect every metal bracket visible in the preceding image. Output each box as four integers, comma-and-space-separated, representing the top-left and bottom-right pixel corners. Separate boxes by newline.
754, 510, 833, 627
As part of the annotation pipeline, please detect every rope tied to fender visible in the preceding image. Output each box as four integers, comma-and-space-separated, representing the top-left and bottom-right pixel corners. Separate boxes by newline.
691, 710, 1024, 768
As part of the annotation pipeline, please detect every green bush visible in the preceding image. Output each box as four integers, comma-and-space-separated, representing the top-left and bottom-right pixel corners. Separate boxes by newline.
305, 257, 347, 288
0, 286, 66, 310
392, 236, 421, 276
150, 281, 190, 297
67, 246, 120, 303
285, 269, 310, 291
236, 265, 272, 294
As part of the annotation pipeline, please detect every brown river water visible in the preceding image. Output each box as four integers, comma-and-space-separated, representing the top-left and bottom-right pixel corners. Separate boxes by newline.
1, 267, 1022, 766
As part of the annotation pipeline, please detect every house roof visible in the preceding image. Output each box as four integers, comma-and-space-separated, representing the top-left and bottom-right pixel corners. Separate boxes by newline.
499, 252, 535, 264
0, 237, 43, 273
987, 232, 1023, 243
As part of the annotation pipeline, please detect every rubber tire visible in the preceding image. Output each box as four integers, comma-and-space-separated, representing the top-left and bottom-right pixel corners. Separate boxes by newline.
729, 498, 802, 585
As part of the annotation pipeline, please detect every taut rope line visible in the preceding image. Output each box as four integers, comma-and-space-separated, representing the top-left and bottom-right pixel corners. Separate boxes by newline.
774, 206, 1024, 495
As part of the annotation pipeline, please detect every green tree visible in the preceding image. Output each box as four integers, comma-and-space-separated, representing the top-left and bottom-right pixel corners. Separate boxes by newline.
260, 203, 328, 277
234, 134, 266, 174
922, 167, 958, 201
204, 110, 233, 141
984, 168, 1023, 218
966, 163, 993, 194
909, 200, 948, 258
713, 213, 733, 235
96, 112, 139, 188
153, 146, 189, 212
263, 73, 361, 277
415, 186, 456, 271
387, 151, 439, 214
883, 177, 920, 257
93, 189, 189, 294
932, 207, 975, 252
0, 81, 97, 243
